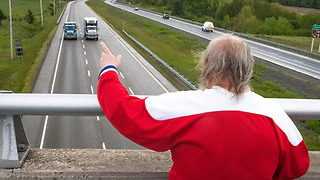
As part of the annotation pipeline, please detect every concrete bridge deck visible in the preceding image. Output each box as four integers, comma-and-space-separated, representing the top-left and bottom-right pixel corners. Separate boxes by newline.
0, 149, 318, 179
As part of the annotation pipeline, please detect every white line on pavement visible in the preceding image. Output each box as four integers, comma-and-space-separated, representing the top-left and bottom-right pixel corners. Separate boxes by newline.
128, 87, 134, 95
40, 1, 72, 149
99, 17, 169, 93
90, 85, 94, 94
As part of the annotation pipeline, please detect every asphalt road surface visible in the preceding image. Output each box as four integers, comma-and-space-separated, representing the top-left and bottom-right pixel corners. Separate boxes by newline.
22, 1, 177, 149
106, 0, 320, 80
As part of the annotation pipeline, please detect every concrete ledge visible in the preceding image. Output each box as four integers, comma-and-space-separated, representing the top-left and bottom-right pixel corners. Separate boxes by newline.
0, 149, 171, 179
0, 149, 319, 179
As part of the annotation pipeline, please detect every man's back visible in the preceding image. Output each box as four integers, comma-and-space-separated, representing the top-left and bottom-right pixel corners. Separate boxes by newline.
145, 86, 309, 179
98, 71, 309, 179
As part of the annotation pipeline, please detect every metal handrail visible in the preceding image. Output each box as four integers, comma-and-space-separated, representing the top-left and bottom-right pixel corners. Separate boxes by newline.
0, 94, 319, 120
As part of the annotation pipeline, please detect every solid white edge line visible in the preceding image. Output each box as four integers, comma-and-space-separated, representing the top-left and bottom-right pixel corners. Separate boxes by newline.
40, 1, 72, 149
98, 14, 169, 93
39, 115, 49, 149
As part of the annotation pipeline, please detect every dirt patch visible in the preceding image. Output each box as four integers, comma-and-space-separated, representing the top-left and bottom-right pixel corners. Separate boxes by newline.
284, 6, 320, 15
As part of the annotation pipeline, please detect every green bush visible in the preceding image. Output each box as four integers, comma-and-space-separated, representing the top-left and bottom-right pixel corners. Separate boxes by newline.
25, 9, 34, 24
0, 8, 6, 26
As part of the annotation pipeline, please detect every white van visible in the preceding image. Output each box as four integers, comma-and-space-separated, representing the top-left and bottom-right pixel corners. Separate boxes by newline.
201, 22, 214, 32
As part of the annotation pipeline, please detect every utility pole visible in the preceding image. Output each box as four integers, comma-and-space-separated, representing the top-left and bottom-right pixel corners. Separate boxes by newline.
40, 0, 43, 26
9, 0, 13, 60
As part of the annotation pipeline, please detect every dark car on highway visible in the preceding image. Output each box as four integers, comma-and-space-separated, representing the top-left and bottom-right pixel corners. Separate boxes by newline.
163, 14, 169, 19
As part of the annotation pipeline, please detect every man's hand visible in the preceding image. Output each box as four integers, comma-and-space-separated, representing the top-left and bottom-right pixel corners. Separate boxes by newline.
100, 41, 122, 70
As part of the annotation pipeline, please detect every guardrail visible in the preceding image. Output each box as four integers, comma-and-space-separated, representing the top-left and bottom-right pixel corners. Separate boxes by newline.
0, 93, 319, 119
0, 93, 319, 168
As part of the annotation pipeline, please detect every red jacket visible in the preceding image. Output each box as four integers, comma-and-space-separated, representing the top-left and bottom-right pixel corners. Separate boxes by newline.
97, 69, 309, 180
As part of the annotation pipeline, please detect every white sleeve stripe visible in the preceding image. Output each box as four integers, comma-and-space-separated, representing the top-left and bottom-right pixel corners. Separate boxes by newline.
100, 68, 118, 77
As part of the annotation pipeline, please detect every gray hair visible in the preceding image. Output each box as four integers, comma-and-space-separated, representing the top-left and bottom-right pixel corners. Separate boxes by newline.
199, 35, 254, 97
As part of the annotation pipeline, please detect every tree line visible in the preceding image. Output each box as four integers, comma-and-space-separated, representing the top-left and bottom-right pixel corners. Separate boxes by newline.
132, 0, 320, 36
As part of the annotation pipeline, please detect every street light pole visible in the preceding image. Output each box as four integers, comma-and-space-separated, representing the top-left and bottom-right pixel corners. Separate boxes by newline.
9, 0, 13, 60
40, 0, 43, 26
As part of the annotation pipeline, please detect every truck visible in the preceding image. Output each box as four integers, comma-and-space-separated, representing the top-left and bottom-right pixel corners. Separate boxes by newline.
63, 22, 77, 40
84, 17, 99, 41
201, 22, 214, 32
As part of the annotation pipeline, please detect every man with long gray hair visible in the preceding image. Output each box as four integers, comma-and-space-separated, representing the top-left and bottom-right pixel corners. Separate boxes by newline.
97, 35, 309, 179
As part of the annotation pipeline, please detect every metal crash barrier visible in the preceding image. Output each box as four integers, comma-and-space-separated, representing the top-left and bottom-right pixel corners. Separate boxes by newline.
0, 93, 320, 168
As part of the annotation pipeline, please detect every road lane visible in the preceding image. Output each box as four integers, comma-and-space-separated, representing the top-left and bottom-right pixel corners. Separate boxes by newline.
42, 1, 104, 149
24, 0, 177, 149
74, 1, 176, 149
106, 1, 320, 80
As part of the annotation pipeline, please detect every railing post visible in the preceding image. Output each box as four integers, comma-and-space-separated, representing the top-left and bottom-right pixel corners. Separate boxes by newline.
0, 91, 30, 168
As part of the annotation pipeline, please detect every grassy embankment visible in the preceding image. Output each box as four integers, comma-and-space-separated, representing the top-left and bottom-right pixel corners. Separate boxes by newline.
87, 0, 320, 150
253, 35, 320, 53
0, 0, 67, 92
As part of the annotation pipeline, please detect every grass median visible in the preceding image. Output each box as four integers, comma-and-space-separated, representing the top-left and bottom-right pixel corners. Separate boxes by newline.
87, 0, 320, 150
253, 34, 320, 53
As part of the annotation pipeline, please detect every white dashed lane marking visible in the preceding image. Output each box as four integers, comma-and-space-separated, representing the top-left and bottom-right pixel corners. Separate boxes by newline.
128, 87, 134, 95
90, 85, 94, 94
119, 72, 124, 79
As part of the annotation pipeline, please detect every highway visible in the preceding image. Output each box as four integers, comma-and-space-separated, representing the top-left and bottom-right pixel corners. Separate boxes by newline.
22, 1, 177, 149
106, 0, 320, 80
21, 0, 319, 149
